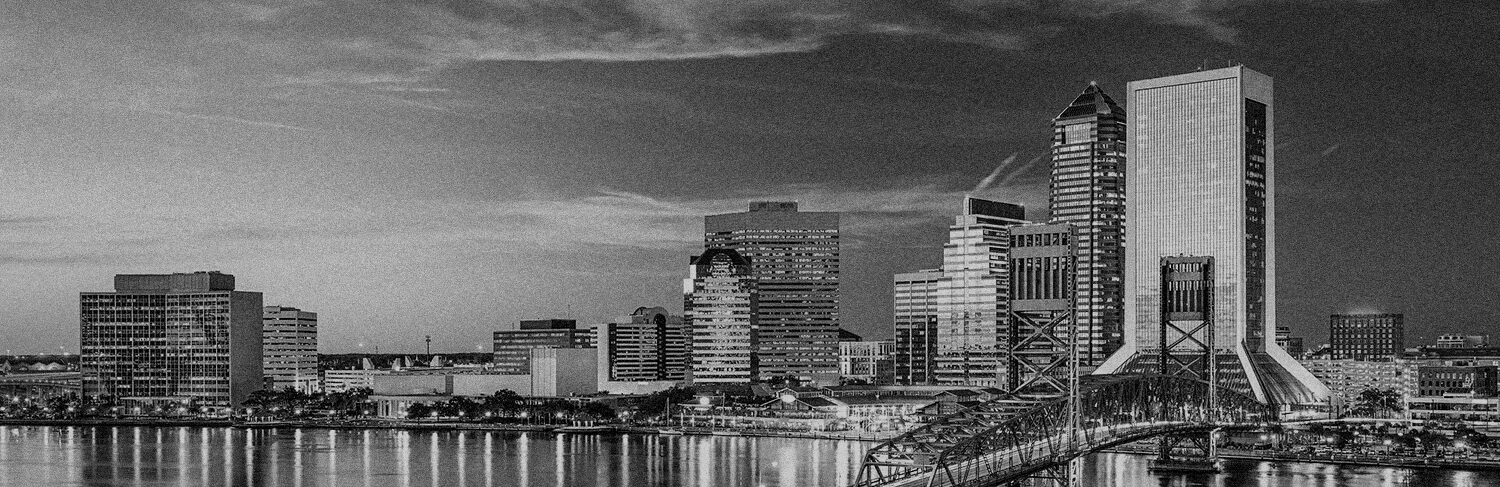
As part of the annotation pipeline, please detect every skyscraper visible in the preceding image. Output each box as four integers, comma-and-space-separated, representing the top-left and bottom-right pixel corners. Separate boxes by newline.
933, 197, 1029, 387
1048, 83, 1126, 368
705, 202, 839, 385
80, 271, 264, 411
893, 269, 941, 385
1329, 313, 1404, 360
1095, 66, 1328, 406
684, 248, 759, 383
262, 306, 319, 393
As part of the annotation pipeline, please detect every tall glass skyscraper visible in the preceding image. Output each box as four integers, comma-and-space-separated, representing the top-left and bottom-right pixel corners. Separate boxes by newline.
933, 197, 1029, 387
684, 248, 759, 383
705, 202, 840, 385
1049, 83, 1127, 369
1095, 66, 1327, 406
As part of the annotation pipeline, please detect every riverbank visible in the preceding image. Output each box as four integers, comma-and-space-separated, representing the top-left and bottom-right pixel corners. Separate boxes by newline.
0, 418, 891, 441
1107, 445, 1500, 472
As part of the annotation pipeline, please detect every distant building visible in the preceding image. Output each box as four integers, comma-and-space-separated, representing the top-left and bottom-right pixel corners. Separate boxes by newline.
596, 307, 688, 382
80, 271, 263, 411
369, 348, 598, 418
322, 368, 388, 393
706, 202, 840, 385
1048, 82, 1126, 367
492, 319, 591, 375
839, 340, 894, 384
262, 306, 318, 393
1329, 313, 1404, 360
684, 248, 758, 383
838, 329, 863, 342
1436, 335, 1490, 349
934, 197, 1028, 387
1301, 357, 1416, 414
1274, 326, 1305, 357
893, 269, 941, 385
1417, 366, 1497, 398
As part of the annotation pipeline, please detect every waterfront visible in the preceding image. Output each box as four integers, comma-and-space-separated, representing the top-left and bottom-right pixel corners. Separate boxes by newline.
0, 426, 1498, 486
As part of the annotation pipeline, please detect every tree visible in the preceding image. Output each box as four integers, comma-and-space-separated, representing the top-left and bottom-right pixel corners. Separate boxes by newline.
406, 403, 432, 420
1349, 388, 1402, 418
637, 387, 695, 420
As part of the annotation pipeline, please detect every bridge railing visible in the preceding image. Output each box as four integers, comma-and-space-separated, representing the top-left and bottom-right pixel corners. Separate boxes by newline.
855, 374, 1275, 487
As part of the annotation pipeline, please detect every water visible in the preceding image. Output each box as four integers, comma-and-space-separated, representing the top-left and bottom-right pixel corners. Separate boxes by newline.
0, 426, 1496, 486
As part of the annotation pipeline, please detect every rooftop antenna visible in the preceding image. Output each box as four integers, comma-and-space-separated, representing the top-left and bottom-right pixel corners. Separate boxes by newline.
1197, 56, 1235, 71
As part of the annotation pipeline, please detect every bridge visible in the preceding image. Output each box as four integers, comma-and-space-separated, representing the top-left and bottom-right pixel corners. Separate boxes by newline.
854, 374, 1275, 487
0, 372, 82, 398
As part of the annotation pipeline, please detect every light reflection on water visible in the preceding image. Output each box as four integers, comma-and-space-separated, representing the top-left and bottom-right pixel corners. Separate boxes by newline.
0, 426, 1496, 486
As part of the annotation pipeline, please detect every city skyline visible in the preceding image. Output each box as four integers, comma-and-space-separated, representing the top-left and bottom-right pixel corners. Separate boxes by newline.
4, 1, 1499, 355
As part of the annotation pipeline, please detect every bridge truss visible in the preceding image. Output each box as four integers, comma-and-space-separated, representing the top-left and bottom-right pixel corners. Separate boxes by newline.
854, 374, 1273, 487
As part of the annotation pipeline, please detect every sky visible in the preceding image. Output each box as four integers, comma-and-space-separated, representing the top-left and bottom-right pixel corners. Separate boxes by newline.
2, 0, 1497, 354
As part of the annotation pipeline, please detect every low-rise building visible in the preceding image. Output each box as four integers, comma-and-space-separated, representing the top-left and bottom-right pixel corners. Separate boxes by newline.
322, 369, 389, 393
840, 340, 894, 384
368, 348, 598, 418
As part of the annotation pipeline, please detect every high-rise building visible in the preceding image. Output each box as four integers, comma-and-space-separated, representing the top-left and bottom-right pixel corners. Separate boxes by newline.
705, 202, 840, 385
1048, 82, 1126, 368
1095, 66, 1328, 406
596, 307, 689, 382
934, 197, 1029, 387
492, 319, 591, 375
79, 271, 264, 411
1330, 313, 1404, 360
684, 248, 759, 383
262, 306, 318, 393
893, 269, 942, 385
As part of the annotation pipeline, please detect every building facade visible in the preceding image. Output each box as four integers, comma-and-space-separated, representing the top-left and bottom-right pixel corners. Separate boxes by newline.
597, 307, 689, 382
79, 271, 264, 410
492, 319, 591, 375
933, 197, 1029, 387
262, 306, 318, 393
1436, 335, 1491, 349
1095, 66, 1327, 406
839, 340, 894, 384
705, 202, 840, 385
1418, 366, 1497, 398
893, 269, 941, 385
1048, 83, 1126, 368
684, 248, 759, 383
1329, 313, 1404, 360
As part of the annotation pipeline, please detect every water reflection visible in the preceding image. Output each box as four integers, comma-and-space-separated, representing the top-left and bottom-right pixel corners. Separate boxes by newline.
0, 426, 1495, 486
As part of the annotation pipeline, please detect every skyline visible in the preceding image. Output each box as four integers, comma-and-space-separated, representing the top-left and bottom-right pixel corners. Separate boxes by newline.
4, 1, 1499, 354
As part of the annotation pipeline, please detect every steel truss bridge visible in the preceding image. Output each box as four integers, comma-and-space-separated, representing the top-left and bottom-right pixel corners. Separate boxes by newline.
854, 374, 1274, 487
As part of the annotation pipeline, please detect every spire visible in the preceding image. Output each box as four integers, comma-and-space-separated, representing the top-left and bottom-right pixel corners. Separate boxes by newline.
1055, 83, 1123, 120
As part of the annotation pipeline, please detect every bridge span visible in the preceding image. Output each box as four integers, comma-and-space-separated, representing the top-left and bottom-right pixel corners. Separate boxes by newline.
854, 374, 1275, 487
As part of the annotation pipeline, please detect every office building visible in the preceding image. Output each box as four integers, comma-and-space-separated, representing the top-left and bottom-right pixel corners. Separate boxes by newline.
933, 197, 1029, 387
492, 319, 591, 375
1095, 66, 1328, 406
706, 202, 840, 385
1330, 313, 1404, 360
1275, 326, 1305, 357
1048, 82, 1126, 367
893, 269, 942, 385
262, 306, 318, 393
839, 340, 894, 384
1418, 366, 1497, 398
596, 307, 689, 382
684, 248, 759, 383
79, 271, 263, 410
1302, 357, 1415, 414
1436, 335, 1490, 349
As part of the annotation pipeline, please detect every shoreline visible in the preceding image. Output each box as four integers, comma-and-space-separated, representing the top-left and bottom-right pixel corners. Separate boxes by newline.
0, 418, 890, 441
1106, 447, 1500, 472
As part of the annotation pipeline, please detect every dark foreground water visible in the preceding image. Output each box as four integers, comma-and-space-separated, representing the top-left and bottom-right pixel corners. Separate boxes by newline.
0, 426, 1497, 486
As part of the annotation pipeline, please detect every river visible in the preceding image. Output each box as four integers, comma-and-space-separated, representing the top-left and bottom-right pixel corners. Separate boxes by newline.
0, 426, 1496, 486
